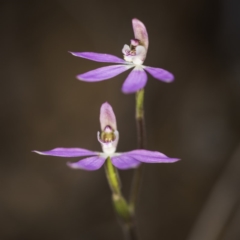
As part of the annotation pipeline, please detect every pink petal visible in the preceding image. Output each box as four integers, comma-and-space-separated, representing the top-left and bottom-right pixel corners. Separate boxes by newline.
69, 52, 126, 63
135, 45, 147, 63
100, 102, 117, 131
122, 44, 130, 55
111, 155, 141, 169
121, 67, 148, 94
132, 18, 149, 50
144, 66, 174, 83
77, 65, 134, 82
123, 149, 180, 163
33, 148, 97, 157
67, 156, 106, 171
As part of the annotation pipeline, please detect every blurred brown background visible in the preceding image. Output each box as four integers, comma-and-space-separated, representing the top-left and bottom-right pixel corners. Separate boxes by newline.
1, 0, 240, 239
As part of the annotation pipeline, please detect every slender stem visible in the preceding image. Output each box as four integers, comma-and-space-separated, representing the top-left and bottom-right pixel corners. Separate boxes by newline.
135, 89, 145, 149
104, 157, 135, 240
136, 89, 144, 123
129, 89, 146, 214
105, 156, 121, 195
129, 165, 144, 213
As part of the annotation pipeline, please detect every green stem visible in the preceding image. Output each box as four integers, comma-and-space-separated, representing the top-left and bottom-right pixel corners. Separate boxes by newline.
136, 88, 144, 121
104, 157, 135, 239
105, 156, 121, 195
129, 89, 146, 213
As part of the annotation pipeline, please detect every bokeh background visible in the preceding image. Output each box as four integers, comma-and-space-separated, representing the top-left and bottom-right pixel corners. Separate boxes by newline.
1, 0, 240, 239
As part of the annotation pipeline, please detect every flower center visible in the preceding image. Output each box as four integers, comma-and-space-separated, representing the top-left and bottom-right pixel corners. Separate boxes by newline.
124, 39, 139, 57
97, 125, 119, 156
100, 126, 116, 143
122, 39, 147, 65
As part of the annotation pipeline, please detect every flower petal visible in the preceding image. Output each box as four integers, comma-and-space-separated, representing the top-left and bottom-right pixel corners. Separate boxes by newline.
122, 44, 130, 55
134, 46, 147, 63
69, 52, 126, 63
122, 67, 148, 94
132, 18, 149, 50
33, 148, 97, 157
111, 155, 141, 169
67, 156, 105, 171
144, 66, 174, 83
123, 150, 180, 163
77, 65, 134, 82
100, 102, 117, 131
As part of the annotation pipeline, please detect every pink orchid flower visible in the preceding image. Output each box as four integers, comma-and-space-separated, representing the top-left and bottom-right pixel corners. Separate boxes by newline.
70, 19, 174, 94
33, 103, 179, 170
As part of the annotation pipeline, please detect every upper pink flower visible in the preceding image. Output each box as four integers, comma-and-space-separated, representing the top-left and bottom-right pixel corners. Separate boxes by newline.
70, 18, 174, 94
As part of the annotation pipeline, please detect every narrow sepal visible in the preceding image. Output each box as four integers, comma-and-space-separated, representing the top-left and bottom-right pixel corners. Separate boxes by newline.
77, 65, 133, 82
132, 18, 149, 50
100, 102, 117, 131
122, 150, 180, 163
111, 155, 141, 169
67, 156, 105, 170
69, 52, 126, 63
122, 67, 147, 94
33, 148, 97, 157
144, 66, 174, 83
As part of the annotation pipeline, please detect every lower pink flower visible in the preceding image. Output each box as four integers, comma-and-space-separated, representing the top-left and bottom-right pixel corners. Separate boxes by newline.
33, 103, 179, 170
